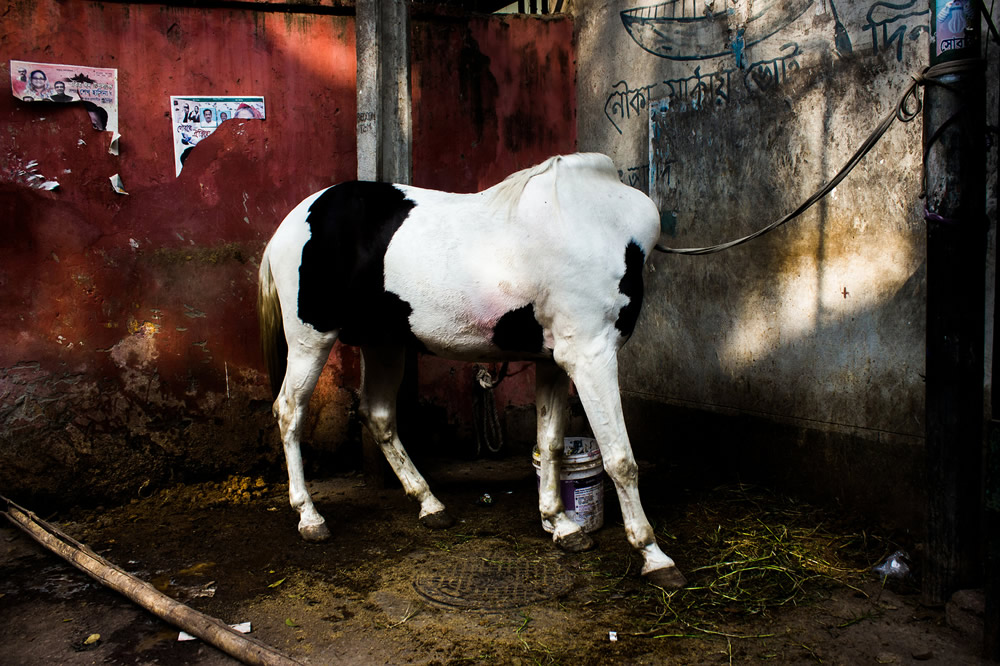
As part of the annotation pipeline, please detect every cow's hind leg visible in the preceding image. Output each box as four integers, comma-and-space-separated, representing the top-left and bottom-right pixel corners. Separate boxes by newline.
275, 334, 337, 542
360, 346, 453, 528
536, 361, 594, 552
563, 343, 687, 589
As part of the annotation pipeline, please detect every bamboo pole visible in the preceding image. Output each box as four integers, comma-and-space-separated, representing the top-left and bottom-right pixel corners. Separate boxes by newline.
1, 496, 301, 666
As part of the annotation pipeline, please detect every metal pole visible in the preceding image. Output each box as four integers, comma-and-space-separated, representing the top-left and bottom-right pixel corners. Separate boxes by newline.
922, 0, 986, 607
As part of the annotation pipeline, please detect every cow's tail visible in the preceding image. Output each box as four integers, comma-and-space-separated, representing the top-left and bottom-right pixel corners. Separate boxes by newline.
257, 242, 287, 400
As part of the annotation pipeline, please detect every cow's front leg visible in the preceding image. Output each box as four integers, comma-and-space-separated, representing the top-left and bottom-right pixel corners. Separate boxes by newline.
536, 361, 593, 552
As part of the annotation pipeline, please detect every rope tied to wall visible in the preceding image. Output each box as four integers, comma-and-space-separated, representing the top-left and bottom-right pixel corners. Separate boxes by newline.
653, 58, 985, 256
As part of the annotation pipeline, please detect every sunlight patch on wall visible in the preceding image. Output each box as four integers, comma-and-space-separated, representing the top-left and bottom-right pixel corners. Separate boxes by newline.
718, 233, 917, 371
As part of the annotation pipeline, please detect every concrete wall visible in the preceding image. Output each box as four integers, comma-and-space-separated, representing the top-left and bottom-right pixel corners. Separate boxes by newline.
577, 0, 998, 529
0, 0, 575, 507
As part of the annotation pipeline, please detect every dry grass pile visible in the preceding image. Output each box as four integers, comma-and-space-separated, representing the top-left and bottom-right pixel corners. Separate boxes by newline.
640, 484, 900, 639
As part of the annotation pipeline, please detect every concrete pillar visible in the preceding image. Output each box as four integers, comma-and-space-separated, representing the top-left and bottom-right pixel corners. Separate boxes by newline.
356, 0, 411, 184
356, 0, 413, 486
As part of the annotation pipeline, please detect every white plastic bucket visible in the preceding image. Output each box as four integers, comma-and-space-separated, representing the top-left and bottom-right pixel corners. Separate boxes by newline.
532, 437, 604, 533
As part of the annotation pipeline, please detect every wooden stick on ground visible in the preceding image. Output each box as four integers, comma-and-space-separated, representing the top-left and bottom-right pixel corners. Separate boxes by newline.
1, 495, 301, 666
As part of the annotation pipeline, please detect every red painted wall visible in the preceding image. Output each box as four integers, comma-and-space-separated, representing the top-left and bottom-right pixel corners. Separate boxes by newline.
0, 0, 575, 506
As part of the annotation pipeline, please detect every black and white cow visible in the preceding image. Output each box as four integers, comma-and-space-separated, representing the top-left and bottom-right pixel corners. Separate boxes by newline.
257, 153, 686, 588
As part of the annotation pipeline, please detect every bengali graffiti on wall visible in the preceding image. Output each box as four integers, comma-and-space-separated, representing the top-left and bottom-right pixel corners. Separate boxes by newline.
618, 163, 651, 189
862, 0, 930, 61
605, 0, 930, 141
604, 42, 803, 133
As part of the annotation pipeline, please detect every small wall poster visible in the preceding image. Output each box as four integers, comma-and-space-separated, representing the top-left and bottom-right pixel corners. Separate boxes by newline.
10, 60, 120, 152
170, 96, 265, 176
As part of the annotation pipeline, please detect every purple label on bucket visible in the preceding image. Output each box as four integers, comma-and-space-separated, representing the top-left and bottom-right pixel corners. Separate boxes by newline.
537, 471, 604, 533
561, 474, 602, 511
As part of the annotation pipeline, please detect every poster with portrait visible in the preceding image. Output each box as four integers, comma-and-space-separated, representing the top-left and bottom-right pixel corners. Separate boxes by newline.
170, 96, 265, 176
10, 60, 119, 152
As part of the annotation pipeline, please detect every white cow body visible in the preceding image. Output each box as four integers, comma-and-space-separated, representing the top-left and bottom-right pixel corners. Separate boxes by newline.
258, 153, 685, 588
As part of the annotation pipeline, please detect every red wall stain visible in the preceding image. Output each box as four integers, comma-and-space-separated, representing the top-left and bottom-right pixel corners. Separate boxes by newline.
0, 1, 576, 505
412, 15, 576, 192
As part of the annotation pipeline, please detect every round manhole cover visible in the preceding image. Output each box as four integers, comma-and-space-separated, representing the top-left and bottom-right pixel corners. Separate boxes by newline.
413, 557, 574, 610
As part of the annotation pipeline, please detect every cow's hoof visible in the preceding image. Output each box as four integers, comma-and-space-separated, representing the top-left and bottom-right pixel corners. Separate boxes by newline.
420, 510, 455, 530
555, 530, 595, 553
644, 565, 687, 590
299, 521, 331, 543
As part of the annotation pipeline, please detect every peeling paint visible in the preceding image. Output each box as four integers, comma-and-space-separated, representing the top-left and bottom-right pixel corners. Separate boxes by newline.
110, 331, 159, 369
126, 317, 160, 337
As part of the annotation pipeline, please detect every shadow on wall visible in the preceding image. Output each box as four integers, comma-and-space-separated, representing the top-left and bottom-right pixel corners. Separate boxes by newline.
624, 51, 930, 530
639, 48, 927, 431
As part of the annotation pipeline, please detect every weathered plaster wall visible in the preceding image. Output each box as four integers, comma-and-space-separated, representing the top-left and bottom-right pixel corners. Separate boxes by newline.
576, 0, 998, 528
0, 1, 575, 506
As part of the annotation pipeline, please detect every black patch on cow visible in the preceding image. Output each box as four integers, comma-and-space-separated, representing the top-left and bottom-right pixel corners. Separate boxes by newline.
492, 304, 544, 353
297, 182, 420, 347
615, 241, 645, 339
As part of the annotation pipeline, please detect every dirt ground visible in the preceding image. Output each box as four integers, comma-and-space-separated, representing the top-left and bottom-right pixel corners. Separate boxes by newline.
0, 456, 990, 665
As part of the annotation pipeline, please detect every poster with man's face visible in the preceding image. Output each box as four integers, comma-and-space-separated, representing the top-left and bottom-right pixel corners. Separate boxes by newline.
9, 60, 118, 135
170, 96, 265, 176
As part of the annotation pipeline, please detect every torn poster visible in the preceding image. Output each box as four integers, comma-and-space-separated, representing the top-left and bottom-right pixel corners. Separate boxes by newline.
170, 96, 265, 176
10, 60, 120, 154
109, 174, 128, 195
